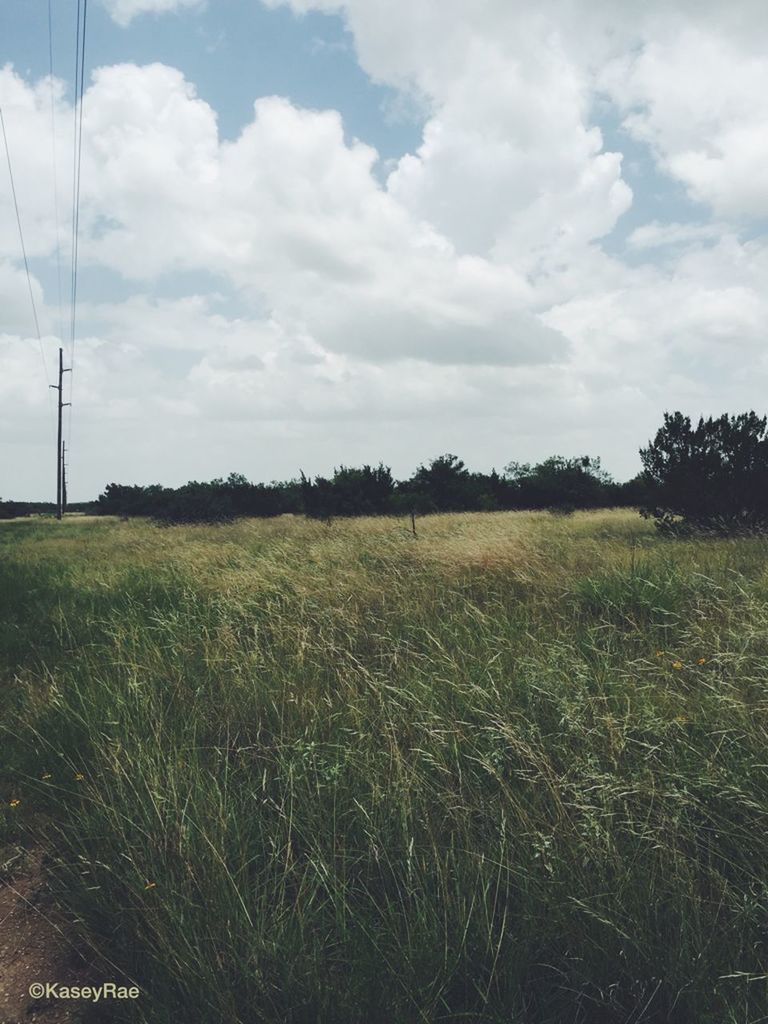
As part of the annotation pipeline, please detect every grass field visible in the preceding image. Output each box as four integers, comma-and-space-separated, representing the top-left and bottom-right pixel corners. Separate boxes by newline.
2, 509, 768, 1023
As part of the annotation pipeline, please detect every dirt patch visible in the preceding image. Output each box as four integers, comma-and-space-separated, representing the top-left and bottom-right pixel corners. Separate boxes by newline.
0, 848, 89, 1024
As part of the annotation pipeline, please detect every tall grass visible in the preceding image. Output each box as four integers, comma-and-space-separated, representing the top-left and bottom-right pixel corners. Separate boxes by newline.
2, 510, 768, 1022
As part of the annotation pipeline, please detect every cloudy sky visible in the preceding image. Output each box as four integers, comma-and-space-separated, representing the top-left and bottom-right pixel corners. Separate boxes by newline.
2, 0, 767, 500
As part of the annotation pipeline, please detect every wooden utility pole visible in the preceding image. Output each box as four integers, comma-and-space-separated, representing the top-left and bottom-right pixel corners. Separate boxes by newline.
62, 440, 68, 515
49, 347, 71, 520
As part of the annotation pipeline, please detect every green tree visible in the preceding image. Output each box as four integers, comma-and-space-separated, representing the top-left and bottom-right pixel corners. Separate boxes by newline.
505, 455, 615, 510
639, 411, 768, 533
405, 454, 473, 512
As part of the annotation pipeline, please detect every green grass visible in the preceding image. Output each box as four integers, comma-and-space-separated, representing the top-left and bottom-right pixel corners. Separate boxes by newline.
2, 510, 768, 1022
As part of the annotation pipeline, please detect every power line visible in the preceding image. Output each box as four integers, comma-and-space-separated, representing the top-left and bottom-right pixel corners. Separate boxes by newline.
1, 3, 88, 510
66, 0, 89, 478
69, 0, 87, 356
0, 103, 51, 393
48, 0, 65, 347
68, 0, 81, 364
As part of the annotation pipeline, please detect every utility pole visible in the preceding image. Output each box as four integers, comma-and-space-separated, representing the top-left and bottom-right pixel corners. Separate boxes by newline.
62, 440, 68, 515
49, 347, 71, 520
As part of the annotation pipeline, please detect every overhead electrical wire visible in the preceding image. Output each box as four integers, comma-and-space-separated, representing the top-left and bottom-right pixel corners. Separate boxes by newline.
0, 103, 51, 400
1, 1, 90, 496
48, 0, 65, 348
66, 0, 89, 469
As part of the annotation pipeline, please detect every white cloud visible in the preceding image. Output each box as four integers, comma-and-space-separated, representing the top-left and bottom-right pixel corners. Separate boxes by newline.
55, 64, 563, 368
0, 65, 72, 263
0, 260, 46, 337
100, 0, 205, 28
267, 0, 768, 225
2, 60, 568, 393
271, 2, 634, 265
0, 332, 59, 414
601, 27, 768, 218
4, 1, 768, 498
626, 222, 725, 251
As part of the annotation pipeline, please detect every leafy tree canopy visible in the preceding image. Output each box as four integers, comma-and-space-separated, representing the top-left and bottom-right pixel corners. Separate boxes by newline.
640, 411, 768, 533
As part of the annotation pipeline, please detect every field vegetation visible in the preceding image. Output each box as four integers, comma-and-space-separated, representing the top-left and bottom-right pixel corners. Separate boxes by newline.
2, 509, 768, 1022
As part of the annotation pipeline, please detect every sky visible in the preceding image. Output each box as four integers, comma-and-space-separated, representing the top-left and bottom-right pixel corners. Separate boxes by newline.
1, 0, 767, 500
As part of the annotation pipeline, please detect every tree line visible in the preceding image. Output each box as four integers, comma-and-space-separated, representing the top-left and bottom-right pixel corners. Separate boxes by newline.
4, 411, 768, 534
91, 453, 645, 525
0, 499, 92, 520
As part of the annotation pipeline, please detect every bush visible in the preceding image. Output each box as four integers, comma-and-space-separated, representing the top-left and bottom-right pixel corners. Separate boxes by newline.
152, 483, 236, 525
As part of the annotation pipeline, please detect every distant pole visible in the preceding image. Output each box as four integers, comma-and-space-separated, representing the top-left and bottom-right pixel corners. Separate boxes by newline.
49, 347, 71, 520
410, 509, 417, 537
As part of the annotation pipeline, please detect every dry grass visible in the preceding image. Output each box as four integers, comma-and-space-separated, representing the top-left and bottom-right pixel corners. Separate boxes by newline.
1, 509, 768, 1023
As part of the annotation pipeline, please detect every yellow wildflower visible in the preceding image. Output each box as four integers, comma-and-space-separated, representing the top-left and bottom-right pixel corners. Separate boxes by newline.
41, 773, 52, 780
144, 881, 157, 890
9, 799, 20, 808
74, 773, 85, 781
697, 658, 706, 665
655, 651, 664, 657
672, 661, 683, 670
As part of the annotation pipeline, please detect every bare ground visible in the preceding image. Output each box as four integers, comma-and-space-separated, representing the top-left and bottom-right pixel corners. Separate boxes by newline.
0, 848, 88, 1024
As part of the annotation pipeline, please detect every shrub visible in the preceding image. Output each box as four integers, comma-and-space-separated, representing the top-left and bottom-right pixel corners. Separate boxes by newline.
152, 482, 236, 525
